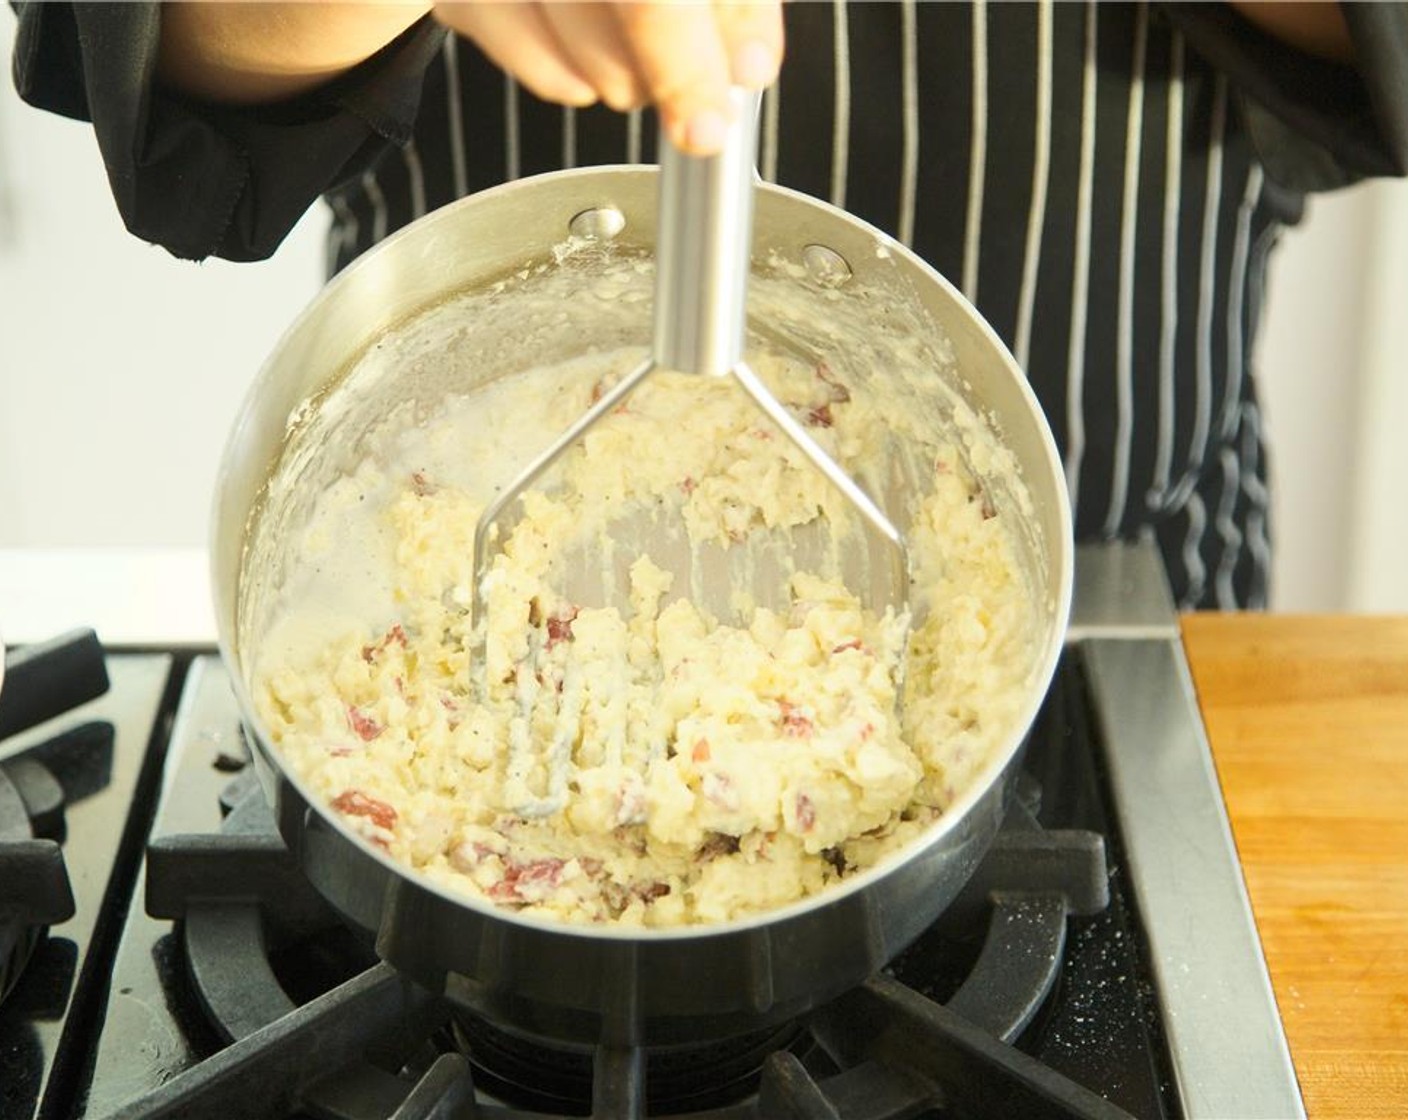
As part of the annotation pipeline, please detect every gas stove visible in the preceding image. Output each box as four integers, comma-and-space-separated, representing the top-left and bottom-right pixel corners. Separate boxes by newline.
0, 541, 1303, 1119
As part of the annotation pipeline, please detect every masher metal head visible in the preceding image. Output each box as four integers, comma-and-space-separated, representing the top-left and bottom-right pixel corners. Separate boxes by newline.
471, 90, 911, 818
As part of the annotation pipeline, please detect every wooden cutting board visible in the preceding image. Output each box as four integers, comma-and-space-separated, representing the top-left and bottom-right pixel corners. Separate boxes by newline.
1181, 615, 1408, 1119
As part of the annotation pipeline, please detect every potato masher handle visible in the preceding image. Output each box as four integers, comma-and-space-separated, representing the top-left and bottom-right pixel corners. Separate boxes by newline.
653, 88, 761, 377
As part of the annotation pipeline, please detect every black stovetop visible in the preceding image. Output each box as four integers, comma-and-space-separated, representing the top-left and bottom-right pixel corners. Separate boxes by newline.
1, 643, 1177, 1120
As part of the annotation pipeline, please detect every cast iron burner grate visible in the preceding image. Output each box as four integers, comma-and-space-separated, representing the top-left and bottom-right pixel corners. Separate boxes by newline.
452, 1011, 815, 1114
111, 763, 1134, 1120
0, 631, 109, 1006
0, 763, 73, 1007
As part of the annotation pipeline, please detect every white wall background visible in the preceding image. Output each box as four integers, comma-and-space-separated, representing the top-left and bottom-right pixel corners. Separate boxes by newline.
0, 20, 328, 550
1257, 178, 1408, 611
1, 14, 1404, 613
1343, 181, 1408, 611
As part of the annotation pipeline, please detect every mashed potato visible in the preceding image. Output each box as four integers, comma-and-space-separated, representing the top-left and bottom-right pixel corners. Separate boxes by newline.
253, 347, 1036, 928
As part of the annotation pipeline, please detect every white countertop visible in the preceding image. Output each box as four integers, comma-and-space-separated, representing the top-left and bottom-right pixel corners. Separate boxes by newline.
0, 548, 217, 646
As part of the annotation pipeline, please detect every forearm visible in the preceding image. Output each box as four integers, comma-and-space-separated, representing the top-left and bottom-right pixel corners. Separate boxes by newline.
155, 1, 431, 104
1227, 2, 1353, 63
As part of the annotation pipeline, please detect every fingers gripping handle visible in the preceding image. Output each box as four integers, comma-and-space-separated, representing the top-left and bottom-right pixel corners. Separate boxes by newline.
653, 88, 762, 377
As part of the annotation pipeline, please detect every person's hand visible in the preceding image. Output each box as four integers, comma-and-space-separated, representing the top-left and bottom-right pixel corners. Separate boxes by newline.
432, 2, 784, 154
157, 0, 783, 154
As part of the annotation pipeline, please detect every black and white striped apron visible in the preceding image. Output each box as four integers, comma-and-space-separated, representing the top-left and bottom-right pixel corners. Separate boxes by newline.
326, 0, 1285, 610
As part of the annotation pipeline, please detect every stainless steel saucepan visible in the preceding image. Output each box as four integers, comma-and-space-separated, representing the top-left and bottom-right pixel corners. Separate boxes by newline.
210, 166, 1073, 1048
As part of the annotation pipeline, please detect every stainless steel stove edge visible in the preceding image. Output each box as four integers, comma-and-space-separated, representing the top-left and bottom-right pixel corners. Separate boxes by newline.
1069, 540, 1181, 641
1074, 540, 1305, 1120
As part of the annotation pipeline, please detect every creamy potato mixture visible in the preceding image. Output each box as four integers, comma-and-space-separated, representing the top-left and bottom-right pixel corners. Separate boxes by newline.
253, 338, 1038, 928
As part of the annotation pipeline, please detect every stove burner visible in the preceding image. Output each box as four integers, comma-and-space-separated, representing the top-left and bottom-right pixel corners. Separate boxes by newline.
121, 774, 1133, 1120
452, 1012, 811, 1114
0, 765, 74, 1006
0, 631, 106, 1008
0, 630, 110, 743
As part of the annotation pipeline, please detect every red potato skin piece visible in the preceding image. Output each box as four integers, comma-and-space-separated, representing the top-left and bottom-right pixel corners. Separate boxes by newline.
487, 857, 566, 902
346, 705, 383, 741
331, 789, 398, 831
777, 700, 814, 739
361, 623, 408, 663
795, 793, 817, 833
546, 608, 579, 647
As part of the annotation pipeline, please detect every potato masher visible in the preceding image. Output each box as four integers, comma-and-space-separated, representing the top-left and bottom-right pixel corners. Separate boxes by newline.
471, 90, 911, 818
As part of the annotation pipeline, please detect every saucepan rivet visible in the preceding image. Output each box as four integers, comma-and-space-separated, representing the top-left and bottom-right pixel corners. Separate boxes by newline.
802, 244, 853, 288
568, 207, 627, 241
